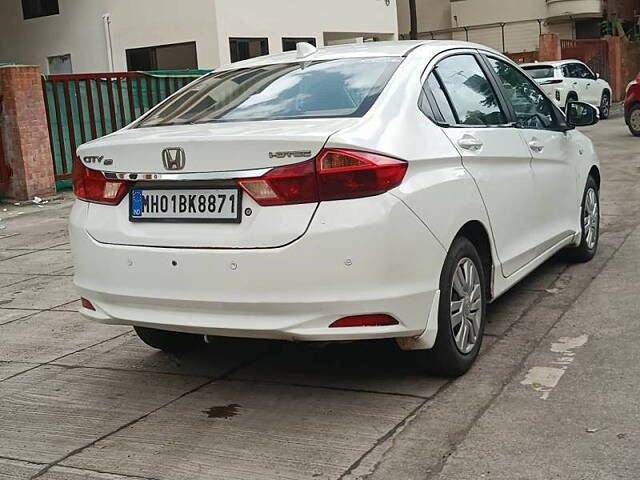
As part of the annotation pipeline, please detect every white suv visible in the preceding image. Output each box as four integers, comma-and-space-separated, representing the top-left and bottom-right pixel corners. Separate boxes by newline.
71, 41, 601, 377
522, 60, 612, 119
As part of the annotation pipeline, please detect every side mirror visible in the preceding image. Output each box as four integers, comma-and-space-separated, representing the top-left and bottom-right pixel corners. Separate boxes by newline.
596, 72, 600, 79
566, 101, 599, 128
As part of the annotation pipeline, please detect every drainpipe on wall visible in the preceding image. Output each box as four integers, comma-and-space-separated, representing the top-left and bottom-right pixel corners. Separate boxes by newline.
102, 13, 115, 72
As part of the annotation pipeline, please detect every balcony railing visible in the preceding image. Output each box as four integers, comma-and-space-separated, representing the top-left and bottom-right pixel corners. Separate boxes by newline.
546, 0, 603, 19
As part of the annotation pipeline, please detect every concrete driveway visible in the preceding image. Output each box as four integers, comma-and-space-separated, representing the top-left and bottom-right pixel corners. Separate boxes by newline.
0, 114, 638, 480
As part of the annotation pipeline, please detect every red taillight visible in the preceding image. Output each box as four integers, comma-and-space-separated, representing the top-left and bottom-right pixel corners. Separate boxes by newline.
72, 157, 128, 205
81, 298, 96, 311
329, 314, 399, 328
237, 149, 407, 206
317, 149, 408, 201
238, 159, 318, 206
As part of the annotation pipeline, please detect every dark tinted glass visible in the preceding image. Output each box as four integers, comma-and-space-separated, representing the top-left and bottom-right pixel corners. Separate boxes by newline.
488, 58, 557, 130
22, 0, 58, 19
137, 57, 402, 127
573, 63, 594, 79
282, 38, 317, 52
522, 66, 555, 79
435, 55, 507, 126
229, 38, 269, 63
426, 74, 457, 124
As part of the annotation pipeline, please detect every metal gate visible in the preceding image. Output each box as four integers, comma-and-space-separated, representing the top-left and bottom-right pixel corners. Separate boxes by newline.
41, 70, 209, 188
561, 39, 610, 81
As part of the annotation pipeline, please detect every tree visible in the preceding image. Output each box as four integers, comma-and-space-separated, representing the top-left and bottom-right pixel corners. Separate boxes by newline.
409, 0, 418, 40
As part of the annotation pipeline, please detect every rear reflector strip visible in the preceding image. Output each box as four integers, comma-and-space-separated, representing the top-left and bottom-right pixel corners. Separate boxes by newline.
329, 314, 399, 328
81, 298, 96, 311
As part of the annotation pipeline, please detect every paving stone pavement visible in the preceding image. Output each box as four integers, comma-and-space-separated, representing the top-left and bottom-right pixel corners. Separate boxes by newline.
0, 116, 636, 479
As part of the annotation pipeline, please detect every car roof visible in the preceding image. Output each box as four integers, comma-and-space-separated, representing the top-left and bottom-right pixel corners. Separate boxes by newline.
521, 59, 584, 68
215, 40, 502, 71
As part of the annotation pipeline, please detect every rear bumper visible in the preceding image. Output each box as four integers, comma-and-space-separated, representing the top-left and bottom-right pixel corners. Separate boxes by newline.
70, 194, 446, 343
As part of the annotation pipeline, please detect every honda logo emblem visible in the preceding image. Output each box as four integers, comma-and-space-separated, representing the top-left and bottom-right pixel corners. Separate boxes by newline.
162, 148, 186, 171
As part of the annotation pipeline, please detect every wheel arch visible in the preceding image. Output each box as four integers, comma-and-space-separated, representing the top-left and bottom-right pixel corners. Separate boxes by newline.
588, 165, 601, 189
565, 91, 579, 110
455, 220, 494, 300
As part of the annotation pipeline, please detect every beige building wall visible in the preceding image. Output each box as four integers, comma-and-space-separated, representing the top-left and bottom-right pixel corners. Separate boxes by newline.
450, 0, 603, 53
396, 0, 452, 37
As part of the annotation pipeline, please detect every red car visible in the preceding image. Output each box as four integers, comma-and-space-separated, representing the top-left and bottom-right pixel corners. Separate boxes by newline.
625, 73, 640, 136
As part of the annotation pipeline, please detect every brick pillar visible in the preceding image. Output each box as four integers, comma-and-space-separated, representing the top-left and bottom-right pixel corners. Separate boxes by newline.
538, 34, 561, 62
0, 65, 55, 200
606, 36, 624, 102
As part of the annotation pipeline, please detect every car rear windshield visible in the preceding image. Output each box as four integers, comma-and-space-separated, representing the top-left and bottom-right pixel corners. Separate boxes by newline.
136, 57, 403, 127
522, 66, 555, 79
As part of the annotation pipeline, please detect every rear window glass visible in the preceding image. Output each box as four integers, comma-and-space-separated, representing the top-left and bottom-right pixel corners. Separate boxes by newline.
522, 66, 555, 79
137, 57, 402, 127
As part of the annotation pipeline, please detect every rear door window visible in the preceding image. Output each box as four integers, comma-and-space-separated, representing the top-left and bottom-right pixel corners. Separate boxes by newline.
432, 54, 507, 126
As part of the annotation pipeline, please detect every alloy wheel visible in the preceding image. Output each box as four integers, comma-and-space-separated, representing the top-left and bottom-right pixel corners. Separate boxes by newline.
600, 95, 610, 119
630, 109, 640, 133
450, 258, 482, 354
584, 188, 599, 250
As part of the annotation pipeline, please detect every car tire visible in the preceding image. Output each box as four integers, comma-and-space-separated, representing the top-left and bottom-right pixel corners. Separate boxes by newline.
565, 176, 600, 263
412, 237, 487, 377
134, 326, 202, 353
600, 92, 610, 120
628, 104, 640, 137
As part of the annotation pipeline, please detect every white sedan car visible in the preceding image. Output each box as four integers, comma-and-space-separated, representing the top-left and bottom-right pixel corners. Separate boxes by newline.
521, 60, 612, 119
72, 41, 601, 377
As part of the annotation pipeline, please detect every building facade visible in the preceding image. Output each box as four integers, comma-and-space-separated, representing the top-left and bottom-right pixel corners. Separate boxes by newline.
0, 0, 398, 74
411, 0, 637, 54
396, 0, 452, 38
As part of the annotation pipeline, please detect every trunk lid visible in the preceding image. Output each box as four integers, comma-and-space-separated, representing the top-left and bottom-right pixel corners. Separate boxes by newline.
78, 119, 357, 173
79, 119, 358, 249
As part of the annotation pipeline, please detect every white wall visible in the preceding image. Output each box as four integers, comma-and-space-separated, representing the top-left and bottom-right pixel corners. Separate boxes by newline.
0, 0, 110, 73
213, 0, 398, 65
451, 0, 548, 27
0, 0, 218, 72
105, 0, 219, 71
0, 0, 398, 73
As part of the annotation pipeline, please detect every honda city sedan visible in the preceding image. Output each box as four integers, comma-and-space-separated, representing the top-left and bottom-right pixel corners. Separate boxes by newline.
71, 41, 600, 376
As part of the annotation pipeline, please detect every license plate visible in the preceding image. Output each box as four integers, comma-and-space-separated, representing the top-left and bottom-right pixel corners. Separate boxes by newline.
129, 188, 242, 223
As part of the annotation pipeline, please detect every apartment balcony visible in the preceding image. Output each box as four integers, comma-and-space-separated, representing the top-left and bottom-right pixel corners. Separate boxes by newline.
546, 0, 603, 19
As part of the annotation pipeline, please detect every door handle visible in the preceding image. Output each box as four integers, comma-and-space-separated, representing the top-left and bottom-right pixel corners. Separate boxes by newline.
457, 136, 484, 152
529, 140, 544, 153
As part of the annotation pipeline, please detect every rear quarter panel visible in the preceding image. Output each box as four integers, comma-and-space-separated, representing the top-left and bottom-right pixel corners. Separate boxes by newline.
326, 51, 496, 258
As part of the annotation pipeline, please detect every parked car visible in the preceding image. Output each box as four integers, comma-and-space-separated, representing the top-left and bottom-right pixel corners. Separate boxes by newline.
624, 73, 640, 136
71, 41, 601, 377
521, 60, 612, 119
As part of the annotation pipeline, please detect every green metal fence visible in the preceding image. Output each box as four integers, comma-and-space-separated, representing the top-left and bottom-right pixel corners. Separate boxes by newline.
42, 70, 210, 189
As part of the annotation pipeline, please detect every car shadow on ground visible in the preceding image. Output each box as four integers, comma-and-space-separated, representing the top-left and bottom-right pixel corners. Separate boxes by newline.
154, 254, 569, 397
